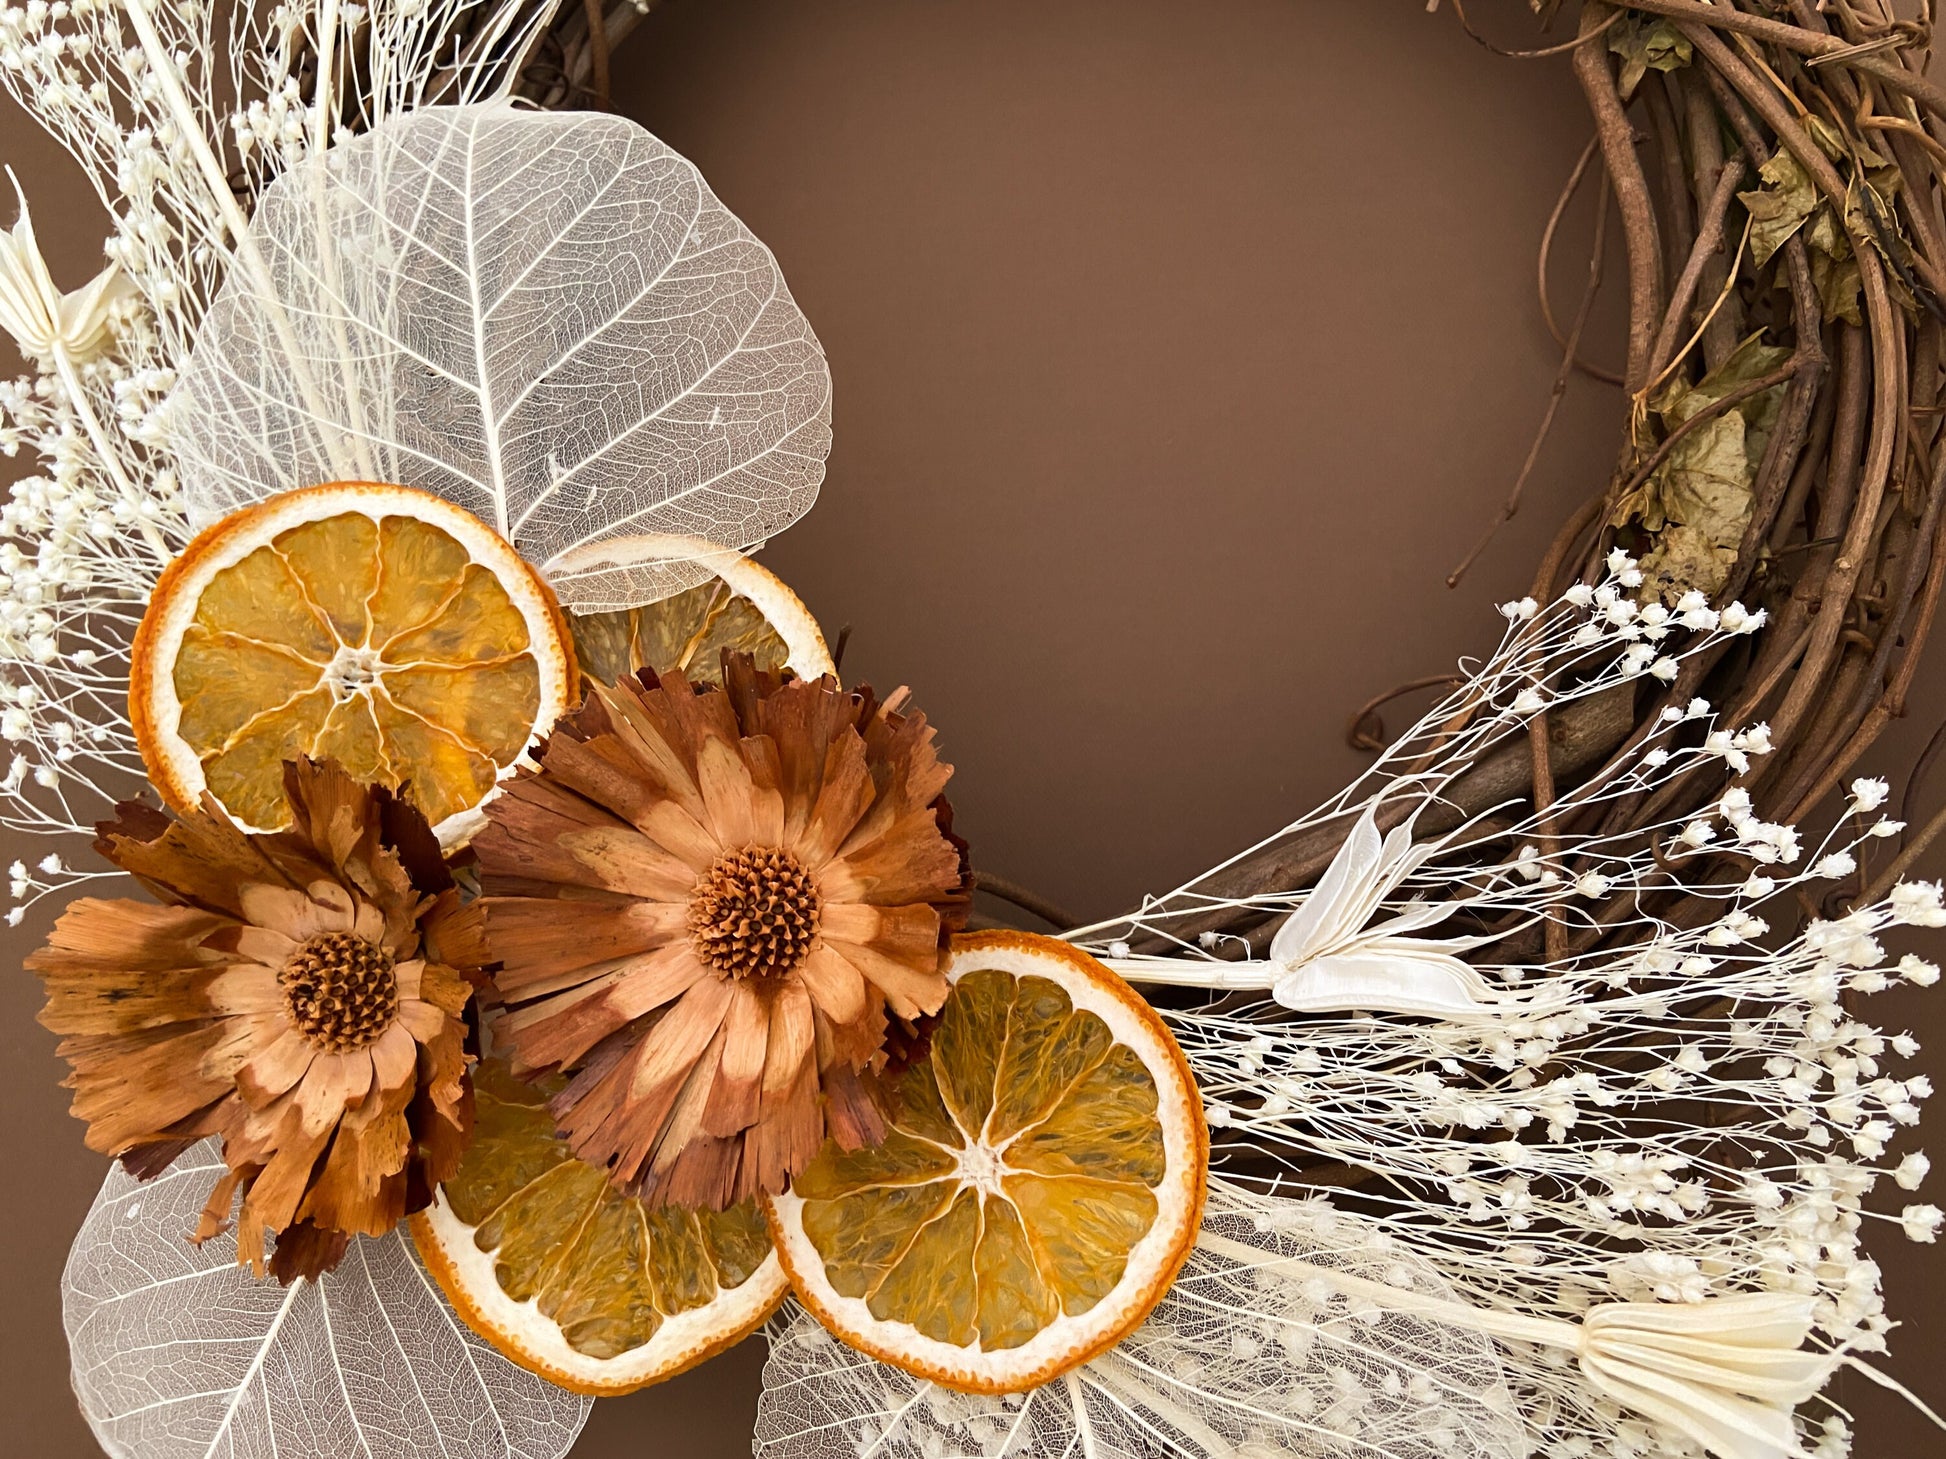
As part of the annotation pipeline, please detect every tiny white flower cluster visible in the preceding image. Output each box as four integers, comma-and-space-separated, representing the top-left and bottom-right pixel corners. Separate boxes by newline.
229, 73, 311, 169
1889, 881, 1946, 928
1549, 553, 1765, 669
1470, 562, 1775, 847
1677, 780, 1802, 863
1607, 1251, 1710, 1304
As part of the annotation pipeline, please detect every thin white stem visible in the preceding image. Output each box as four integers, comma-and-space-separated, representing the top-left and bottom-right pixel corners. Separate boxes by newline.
310, 0, 338, 161
1196, 1232, 1575, 1350
198, 1276, 304, 1459
118, 0, 351, 477
1106, 955, 1276, 990
49, 343, 167, 558
1062, 1373, 1100, 1459
1085, 1358, 1239, 1458
304, 0, 379, 483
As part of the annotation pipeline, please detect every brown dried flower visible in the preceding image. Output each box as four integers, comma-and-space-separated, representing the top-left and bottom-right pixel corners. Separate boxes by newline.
470, 653, 971, 1209
29, 758, 478, 1280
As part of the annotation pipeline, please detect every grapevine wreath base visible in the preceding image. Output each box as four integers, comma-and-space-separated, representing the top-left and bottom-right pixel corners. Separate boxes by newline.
3, 2, 1946, 1457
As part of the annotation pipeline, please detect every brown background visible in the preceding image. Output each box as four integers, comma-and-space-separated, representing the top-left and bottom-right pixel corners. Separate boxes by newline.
3, 1, 1942, 1452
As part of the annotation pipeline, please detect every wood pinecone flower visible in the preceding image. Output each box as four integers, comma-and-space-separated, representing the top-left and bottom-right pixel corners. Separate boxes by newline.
470, 653, 971, 1209
28, 758, 479, 1280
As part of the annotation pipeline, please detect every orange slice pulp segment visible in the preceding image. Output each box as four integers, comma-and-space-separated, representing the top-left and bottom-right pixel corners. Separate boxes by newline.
411, 1058, 788, 1394
765, 931, 1208, 1394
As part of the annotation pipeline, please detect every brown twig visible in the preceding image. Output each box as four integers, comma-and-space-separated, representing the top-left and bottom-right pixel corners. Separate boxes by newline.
1621, 0, 1946, 123
581, 0, 612, 108
1538, 136, 1628, 385
1446, 0, 1624, 60
1647, 157, 1749, 379
972, 872, 1080, 932
1574, 4, 1665, 394
1449, 180, 1612, 587
1345, 676, 1468, 751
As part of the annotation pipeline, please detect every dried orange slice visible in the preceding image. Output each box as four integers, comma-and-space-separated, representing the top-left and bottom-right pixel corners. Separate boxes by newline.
565, 533, 832, 690
131, 483, 575, 838
764, 931, 1208, 1394
411, 1059, 788, 1394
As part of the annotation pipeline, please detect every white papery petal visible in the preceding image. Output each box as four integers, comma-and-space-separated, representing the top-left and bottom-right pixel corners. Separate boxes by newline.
1271, 950, 1508, 1016
1268, 803, 1390, 965
0, 168, 127, 363
63, 1142, 591, 1459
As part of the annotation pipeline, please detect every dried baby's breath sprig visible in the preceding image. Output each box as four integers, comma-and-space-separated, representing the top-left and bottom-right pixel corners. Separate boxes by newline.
1052, 9, 1946, 1442
1115, 2, 1946, 1001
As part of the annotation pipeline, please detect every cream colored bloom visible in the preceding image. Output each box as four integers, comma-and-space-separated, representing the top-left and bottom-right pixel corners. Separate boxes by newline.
1263, 803, 1513, 1017
0, 169, 128, 366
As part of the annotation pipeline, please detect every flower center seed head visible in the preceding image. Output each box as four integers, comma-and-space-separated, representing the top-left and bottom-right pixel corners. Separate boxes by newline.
279, 930, 399, 1052
688, 846, 823, 980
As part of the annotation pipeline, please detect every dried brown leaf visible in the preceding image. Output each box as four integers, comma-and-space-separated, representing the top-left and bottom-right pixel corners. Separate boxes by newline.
1608, 16, 1691, 99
